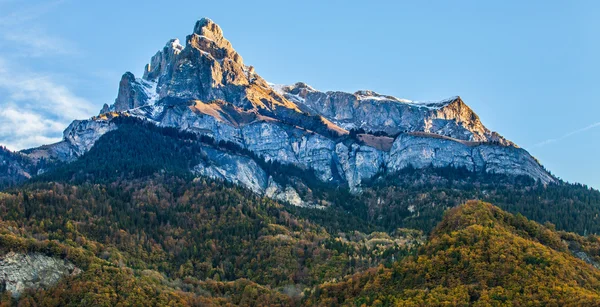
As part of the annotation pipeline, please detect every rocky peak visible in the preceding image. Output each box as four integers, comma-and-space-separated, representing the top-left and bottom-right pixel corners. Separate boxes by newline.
193, 18, 227, 45
187, 18, 243, 65
99, 103, 110, 114
354, 90, 378, 97
193, 18, 223, 40
132, 18, 299, 112
143, 39, 183, 81
428, 96, 512, 144
111, 72, 153, 112
20, 16, 554, 202
353, 90, 404, 102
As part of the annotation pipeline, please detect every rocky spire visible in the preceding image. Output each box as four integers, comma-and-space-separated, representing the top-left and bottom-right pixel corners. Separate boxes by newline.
193, 18, 225, 42
112, 72, 150, 112
143, 39, 183, 81
186, 17, 243, 65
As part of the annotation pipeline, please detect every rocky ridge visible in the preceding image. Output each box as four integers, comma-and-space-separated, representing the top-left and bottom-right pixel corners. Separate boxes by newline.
19, 18, 554, 204
274, 82, 511, 145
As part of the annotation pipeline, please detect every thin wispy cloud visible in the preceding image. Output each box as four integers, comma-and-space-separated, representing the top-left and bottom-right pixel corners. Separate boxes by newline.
0, 0, 64, 27
0, 58, 96, 150
0, 106, 65, 150
2, 27, 79, 57
0, 1, 79, 57
531, 122, 600, 148
0, 60, 96, 120
0, 1, 94, 151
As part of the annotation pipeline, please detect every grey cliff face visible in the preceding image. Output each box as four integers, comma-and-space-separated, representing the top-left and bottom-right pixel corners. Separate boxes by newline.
276, 83, 511, 145
386, 134, 553, 183
193, 146, 268, 194
0, 252, 81, 298
112, 73, 151, 112
24, 117, 116, 162
62, 119, 117, 156
336, 143, 385, 192
191, 146, 317, 207
17, 17, 555, 206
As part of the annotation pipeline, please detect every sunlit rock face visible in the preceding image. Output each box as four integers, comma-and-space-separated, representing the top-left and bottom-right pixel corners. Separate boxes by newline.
276, 83, 511, 145
19, 17, 555, 206
144, 39, 183, 82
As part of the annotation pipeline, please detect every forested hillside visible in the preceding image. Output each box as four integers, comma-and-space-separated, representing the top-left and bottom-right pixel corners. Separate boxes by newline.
2, 119, 600, 305
0, 173, 420, 305
337, 168, 600, 235
306, 201, 600, 306
35, 118, 600, 236
3, 191, 600, 306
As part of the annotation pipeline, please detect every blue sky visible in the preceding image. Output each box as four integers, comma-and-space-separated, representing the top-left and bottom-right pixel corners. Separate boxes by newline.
0, 0, 598, 188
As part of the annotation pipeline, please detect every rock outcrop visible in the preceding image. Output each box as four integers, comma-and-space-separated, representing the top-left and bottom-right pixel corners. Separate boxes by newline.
24, 117, 116, 162
192, 146, 268, 194
17, 17, 555, 205
0, 252, 81, 298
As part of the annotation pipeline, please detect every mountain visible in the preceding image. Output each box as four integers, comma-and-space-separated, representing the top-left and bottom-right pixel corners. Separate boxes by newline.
22, 116, 600, 236
2, 16, 600, 306
14, 18, 552, 205
307, 201, 600, 306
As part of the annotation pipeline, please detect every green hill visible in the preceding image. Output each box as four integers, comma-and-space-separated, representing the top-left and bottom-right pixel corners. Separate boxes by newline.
307, 201, 600, 306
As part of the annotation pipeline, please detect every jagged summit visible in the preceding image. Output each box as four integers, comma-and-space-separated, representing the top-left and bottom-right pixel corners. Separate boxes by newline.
192, 18, 229, 47
143, 39, 183, 81
187, 17, 243, 65
193, 18, 222, 38
19, 17, 555, 204
101, 18, 498, 144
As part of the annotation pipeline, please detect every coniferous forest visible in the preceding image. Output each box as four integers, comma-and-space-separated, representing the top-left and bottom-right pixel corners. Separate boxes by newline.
1, 119, 600, 305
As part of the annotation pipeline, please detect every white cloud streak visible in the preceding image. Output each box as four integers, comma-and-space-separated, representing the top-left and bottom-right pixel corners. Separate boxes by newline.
0, 0, 64, 27
0, 58, 96, 151
0, 61, 95, 120
2, 27, 78, 57
0, 1, 96, 151
531, 122, 600, 148
0, 1, 79, 57
0, 106, 64, 150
